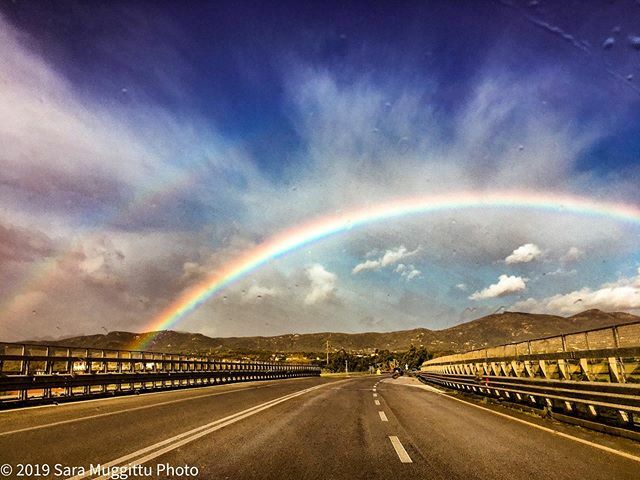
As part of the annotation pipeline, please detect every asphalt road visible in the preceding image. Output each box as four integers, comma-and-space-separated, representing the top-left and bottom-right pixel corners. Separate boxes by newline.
1, 375, 639, 479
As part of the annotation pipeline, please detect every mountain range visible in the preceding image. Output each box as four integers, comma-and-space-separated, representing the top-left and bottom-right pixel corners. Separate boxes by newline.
29, 309, 639, 356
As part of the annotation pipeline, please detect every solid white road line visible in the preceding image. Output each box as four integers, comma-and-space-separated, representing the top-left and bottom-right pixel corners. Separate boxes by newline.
374, 400, 381, 406
379, 411, 388, 422
405, 383, 444, 394
67, 381, 337, 480
389, 436, 412, 463
0, 384, 272, 437
424, 385, 640, 464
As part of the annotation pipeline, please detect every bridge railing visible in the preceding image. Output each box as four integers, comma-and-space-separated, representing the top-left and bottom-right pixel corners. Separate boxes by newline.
0, 342, 320, 407
419, 320, 640, 431
425, 320, 640, 364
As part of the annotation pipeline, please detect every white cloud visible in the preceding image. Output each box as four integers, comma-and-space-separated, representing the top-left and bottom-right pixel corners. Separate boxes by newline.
304, 264, 337, 305
395, 263, 422, 281
352, 246, 419, 274
352, 259, 381, 274
505, 243, 542, 264
469, 275, 527, 300
514, 268, 640, 314
561, 246, 584, 263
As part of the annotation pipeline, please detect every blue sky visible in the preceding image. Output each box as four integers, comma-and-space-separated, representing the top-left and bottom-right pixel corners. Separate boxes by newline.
1, 0, 639, 340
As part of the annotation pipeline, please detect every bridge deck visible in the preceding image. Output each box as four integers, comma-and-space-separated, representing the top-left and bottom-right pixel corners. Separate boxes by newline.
1, 376, 638, 479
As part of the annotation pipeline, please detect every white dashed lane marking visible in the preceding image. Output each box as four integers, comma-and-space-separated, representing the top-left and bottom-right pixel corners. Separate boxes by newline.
389, 436, 412, 463
379, 411, 388, 422
374, 400, 381, 406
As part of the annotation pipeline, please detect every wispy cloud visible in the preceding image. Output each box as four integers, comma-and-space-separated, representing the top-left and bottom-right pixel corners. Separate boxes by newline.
514, 268, 640, 314
352, 246, 419, 274
561, 246, 584, 264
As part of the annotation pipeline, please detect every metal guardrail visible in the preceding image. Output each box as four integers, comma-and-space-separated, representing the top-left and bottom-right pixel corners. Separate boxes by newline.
425, 320, 640, 364
0, 342, 320, 407
420, 320, 640, 430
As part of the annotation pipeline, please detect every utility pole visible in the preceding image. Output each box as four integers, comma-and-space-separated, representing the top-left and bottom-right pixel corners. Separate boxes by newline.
326, 340, 329, 366
345, 359, 348, 374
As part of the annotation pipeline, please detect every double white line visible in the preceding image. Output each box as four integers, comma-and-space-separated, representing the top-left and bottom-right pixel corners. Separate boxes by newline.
68, 383, 330, 480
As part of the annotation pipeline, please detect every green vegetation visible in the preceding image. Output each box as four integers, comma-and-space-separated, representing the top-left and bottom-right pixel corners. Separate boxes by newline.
397, 345, 431, 370
311, 345, 431, 373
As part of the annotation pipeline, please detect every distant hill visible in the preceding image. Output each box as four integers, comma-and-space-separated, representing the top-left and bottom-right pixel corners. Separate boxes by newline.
29, 309, 639, 356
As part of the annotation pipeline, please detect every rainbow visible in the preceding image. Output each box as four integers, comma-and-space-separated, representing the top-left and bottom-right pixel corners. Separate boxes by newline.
131, 190, 640, 350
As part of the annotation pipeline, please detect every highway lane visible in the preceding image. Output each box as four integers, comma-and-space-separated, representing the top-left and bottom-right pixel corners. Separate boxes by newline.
0, 377, 340, 477
380, 378, 640, 479
148, 375, 640, 480
1, 375, 639, 479
0, 378, 313, 435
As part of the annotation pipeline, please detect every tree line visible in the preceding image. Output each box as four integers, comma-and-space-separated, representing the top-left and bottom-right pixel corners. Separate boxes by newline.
311, 345, 431, 373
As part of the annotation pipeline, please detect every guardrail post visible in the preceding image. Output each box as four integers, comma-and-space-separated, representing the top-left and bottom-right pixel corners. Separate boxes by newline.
100, 349, 106, 393
19, 345, 28, 401
20, 345, 27, 375
510, 360, 521, 377
523, 360, 533, 378
612, 326, 621, 349
579, 357, 592, 381
45, 346, 53, 374
43, 346, 52, 399
538, 360, 549, 379
557, 359, 569, 380
607, 357, 625, 383
84, 349, 90, 396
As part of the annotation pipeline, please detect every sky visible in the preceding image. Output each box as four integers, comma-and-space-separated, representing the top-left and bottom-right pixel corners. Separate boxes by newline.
1, 0, 640, 341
